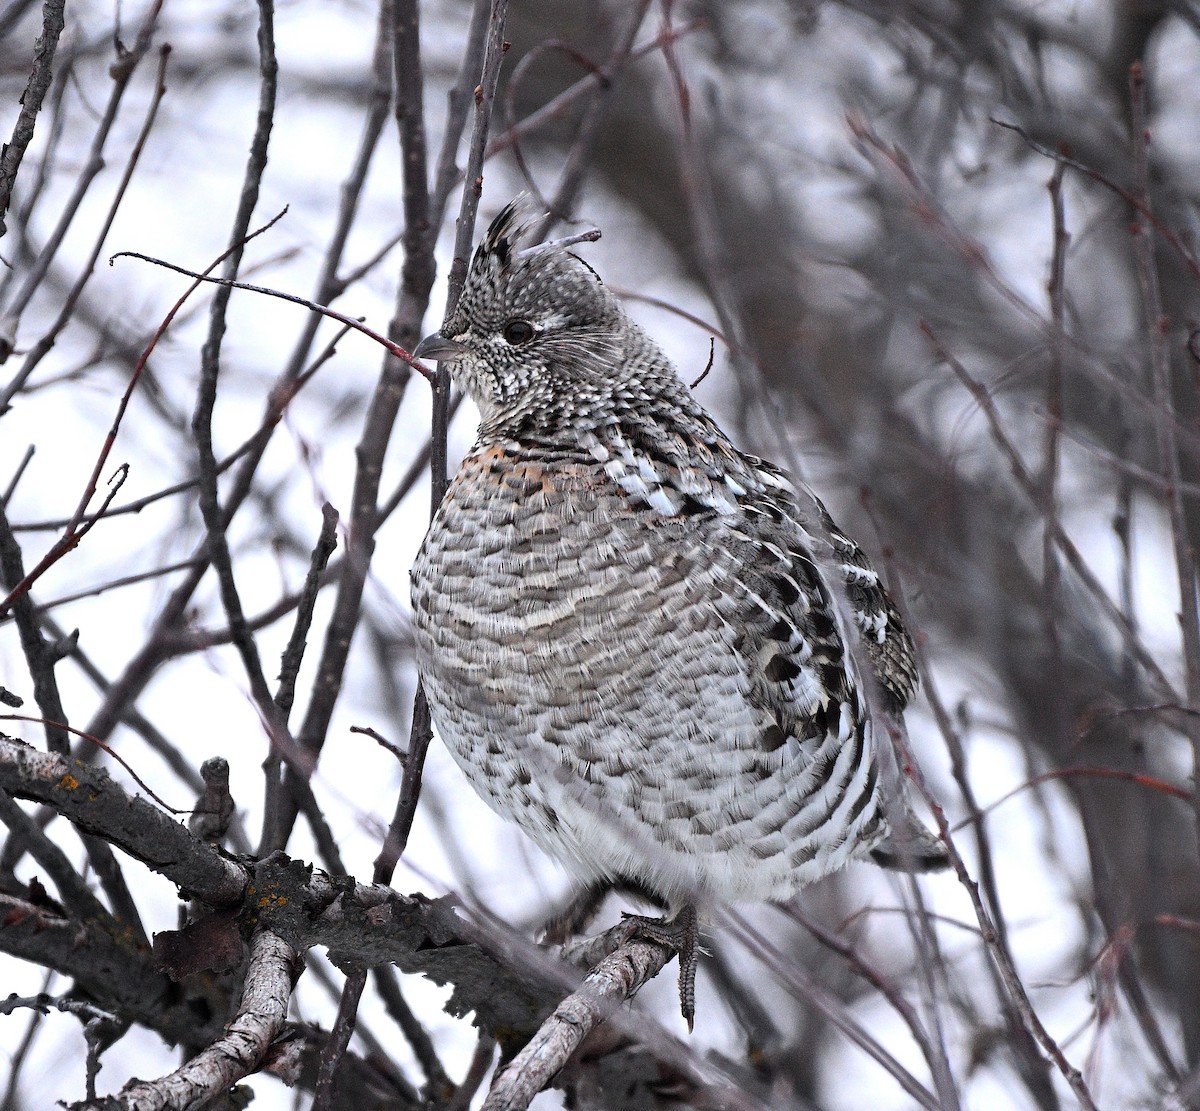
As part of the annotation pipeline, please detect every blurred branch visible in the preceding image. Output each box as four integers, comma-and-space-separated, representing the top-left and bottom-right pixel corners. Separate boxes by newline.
1128, 61, 1200, 874
724, 908, 941, 1110
920, 320, 1178, 702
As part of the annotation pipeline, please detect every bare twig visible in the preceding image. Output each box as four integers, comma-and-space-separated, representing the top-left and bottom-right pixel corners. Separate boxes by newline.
538, 0, 654, 233
1041, 151, 1068, 723
0, 713, 185, 813
483, 19, 705, 163
1, 444, 34, 506
428, 0, 491, 229
260, 503, 339, 852
111, 250, 433, 380
0, 498, 71, 753
784, 900, 962, 1104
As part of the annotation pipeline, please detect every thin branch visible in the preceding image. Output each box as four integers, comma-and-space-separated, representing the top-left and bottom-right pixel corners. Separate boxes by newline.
260, 503, 339, 854
0, 497, 71, 753
783, 900, 960, 1103
372, 684, 433, 884
446, 1032, 495, 1111
1, 444, 34, 506
537, 0, 654, 235
482, 19, 705, 163
112, 250, 433, 380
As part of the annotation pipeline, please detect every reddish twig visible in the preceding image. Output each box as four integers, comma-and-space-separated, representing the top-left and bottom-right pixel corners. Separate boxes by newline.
992, 117, 1200, 281
979, 763, 1192, 815
112, 249, 433, 380
0, 714, 186, 813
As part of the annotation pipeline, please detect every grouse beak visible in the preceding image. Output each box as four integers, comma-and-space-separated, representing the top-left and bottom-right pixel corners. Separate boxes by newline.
413, 332, 468, 362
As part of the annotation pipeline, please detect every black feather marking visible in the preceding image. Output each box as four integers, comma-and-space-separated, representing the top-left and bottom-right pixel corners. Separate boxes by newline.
764, 654, 803, 682
481, 197, 537, 266
767, 617, 794, 642
774, 574, 801, 607
760, 724, 787, 752
844, 758, 878, 826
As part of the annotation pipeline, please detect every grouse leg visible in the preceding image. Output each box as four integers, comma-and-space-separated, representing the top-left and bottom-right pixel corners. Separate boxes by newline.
540, 881, 613, 946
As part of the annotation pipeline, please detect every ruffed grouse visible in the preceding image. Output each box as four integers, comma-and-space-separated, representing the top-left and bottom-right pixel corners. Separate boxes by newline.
410, 199, 946, 1027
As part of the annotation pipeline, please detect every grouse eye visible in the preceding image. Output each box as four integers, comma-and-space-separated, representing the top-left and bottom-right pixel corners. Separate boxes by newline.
502, 319, 535, 346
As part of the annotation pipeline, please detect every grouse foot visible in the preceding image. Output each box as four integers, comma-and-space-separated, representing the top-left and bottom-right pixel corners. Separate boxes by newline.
620, 904, 700, 1031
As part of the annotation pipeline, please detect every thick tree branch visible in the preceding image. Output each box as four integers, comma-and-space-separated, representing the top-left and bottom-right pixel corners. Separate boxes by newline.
69, 930, 300, 1111
0, 735, 247, 906
481, 931, 674, 1111
0, 0, 65, 238
0, 889, 227, 1048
